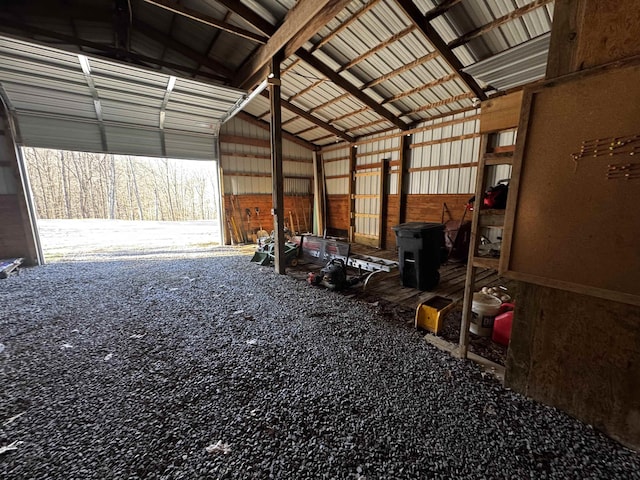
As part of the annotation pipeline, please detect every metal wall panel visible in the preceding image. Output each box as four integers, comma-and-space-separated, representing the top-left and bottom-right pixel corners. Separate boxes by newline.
409, 111, 480, 195
17, 114, 103, 153
0, 166, 17, 195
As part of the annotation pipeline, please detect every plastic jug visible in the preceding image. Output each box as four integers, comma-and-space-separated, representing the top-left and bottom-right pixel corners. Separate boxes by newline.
492, 303, 515, 346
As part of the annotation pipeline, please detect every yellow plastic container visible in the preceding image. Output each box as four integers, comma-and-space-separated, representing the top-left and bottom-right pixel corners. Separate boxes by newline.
415, 296, 455, 334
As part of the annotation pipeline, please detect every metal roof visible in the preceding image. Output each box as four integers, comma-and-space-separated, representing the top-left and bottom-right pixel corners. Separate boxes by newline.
0, 36, 245, 160
0, 1, 555, 148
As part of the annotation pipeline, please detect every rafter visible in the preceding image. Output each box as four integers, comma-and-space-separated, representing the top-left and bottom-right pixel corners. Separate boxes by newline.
448, 0, 554, 49
310, 0, 383, 53
404, 92, 474, 115
330, 106, 369, 123
234, 0, 353, 89
425, 0, 466, 22
309, 93, 350, 114
381, 73, 457, 104
337, 25, 416, 72
193, 11, 232, 77
259, 91, 354, 142
296, 49, 409, 130
142, 0, 268, 44
287, 79, 325, 102
360, 51, 439, 89
394, 0, 486, 100
345, 118, 388, 133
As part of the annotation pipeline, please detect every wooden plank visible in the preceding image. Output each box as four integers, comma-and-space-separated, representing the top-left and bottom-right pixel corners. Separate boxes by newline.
296, 49, 410, 131
381, 74, 457, 105
339, 26, 415, 72
270, 53, 286, 274
425, 0, 465, 21
235, 0, 352, 88
473, 256, 500, 269
348, 146, 357, 242
448, 0, 554, 49
406, 93, 476, 115
361, 52, 439, 89
311, 0, 383, 52
410, 133, 480, 149
378, 158, 389, 249
395, 0, 486, 100
356, 147, 401, 157
234, 112, 315, 150
479, 90, 524, 133
484, 151, 514, 165
408, 161, 478, 173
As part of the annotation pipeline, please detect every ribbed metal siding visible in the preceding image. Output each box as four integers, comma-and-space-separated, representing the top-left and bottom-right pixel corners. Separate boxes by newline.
409, 111, 479, 195
323, 146, 350, 196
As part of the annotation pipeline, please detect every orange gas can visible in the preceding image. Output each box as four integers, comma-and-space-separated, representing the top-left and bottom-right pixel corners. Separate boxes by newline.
492, 303, 515, 346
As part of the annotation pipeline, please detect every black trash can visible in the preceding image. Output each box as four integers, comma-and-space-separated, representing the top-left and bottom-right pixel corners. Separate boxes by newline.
392, 222, 445, 291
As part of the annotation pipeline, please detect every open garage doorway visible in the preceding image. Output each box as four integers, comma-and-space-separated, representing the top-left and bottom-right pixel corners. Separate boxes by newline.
23, 147, 223, 262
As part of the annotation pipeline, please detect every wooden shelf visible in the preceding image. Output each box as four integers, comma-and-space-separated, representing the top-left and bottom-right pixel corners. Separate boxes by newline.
483, 151, 514, 166
472, 256, 500, 270
478, 208, 506, 227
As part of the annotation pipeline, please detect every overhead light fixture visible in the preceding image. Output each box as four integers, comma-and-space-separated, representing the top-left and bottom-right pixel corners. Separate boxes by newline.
78, 55, 91, 75
166, 75, 177, 93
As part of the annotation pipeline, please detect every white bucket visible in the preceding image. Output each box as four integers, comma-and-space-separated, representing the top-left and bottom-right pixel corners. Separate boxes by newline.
471, 292, 502, 337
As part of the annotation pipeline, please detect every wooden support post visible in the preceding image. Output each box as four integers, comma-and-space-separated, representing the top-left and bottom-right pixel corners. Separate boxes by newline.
348, 145, 357, 242
378, 158, 390, 249
312, 150, 325, 236
397, 134, 411, 225
270, 51, 286, 274
458, 134, 489, 359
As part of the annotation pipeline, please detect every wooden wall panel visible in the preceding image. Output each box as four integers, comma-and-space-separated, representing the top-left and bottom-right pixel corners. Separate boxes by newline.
326, 194, 349, 237
405, 194, 471, 224
385, 194, 400, 250
222, 194, 313, 242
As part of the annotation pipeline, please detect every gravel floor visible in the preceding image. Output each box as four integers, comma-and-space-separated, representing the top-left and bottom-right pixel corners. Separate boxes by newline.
1, 248, 639, 479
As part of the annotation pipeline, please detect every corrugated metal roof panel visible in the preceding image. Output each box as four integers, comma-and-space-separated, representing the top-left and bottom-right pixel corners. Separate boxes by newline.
464, 32, 550, 91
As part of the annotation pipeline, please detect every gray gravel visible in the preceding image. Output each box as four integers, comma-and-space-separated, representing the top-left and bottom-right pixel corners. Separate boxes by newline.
1, 247, 639, 479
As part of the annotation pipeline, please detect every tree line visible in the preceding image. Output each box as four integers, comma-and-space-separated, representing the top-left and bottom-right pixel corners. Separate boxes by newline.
23, 148, 218, 221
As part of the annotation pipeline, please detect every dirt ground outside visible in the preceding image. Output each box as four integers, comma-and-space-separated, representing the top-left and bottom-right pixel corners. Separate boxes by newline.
37, 219, 221, 262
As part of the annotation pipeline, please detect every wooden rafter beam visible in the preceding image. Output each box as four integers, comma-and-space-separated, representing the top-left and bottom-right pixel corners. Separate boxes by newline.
394, 0, 486, 100
0, 21, 230, 82
448, 0, 554, 49
293, 125, 319, 136
381, 73, 457, 104
233, 0, 353, 89
361, 51, 439, 89
193, 11, 232, 77
404, 92, 474, 115
259, 91, 354, 143
133, 20, 234, 78
142, 0, 268, 44
310, 0, 383, 53
331, 106, 369, 123
296, 49, 409, 130
425, 0, 466, 22
309, 93, 350, 114
345, 118, 388, 133
288, 79, 325, 102
337, 25, 416, 72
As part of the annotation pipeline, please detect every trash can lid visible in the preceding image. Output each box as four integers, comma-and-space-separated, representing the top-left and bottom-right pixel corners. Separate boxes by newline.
392, 222, 444, 233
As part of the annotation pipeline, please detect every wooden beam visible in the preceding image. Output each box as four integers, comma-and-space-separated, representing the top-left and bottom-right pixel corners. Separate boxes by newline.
142, 0, 268, 43
361, 52, 439, 89
348, 145, 357, 242
311, 0, 383, 53
394, 0, 486, 100
410, 132, 479, 149
345, 118, 388, 133
297, 49, 410, 130
309, 93, 350, 114
234, 0, 352, 89
288, 79, 325, 102
397, 134, 410, 224
378, 158, 390, 249
405, 92, 475, 116
133, 20, 234, 78
448, 0, 554, 50
338, 26, 416, 72
270, 51, 286, 274
425, 0, 465, 21
381, 73, 457, 104
260, 91, 355, 142
330, 106, 369, 123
